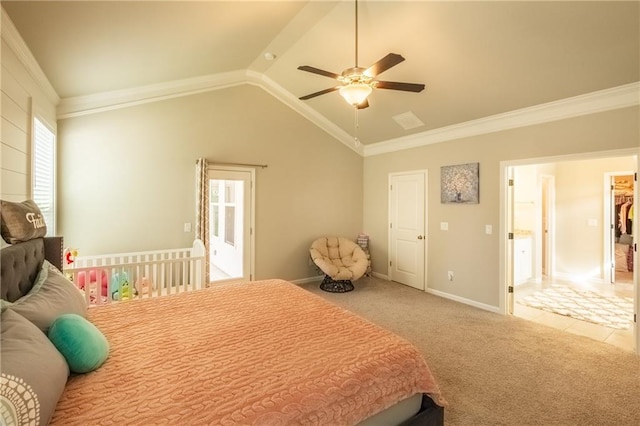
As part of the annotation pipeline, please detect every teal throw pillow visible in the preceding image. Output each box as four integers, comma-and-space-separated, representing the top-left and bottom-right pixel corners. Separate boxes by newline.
48, 314, 109, 373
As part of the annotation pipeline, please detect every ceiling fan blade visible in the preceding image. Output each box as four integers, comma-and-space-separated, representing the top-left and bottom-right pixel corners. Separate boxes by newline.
356, 99, 369, 109
375, 80, 425, 93
297, 66, 340, 80
363, 53, 405, 77
299, 86, 340, 100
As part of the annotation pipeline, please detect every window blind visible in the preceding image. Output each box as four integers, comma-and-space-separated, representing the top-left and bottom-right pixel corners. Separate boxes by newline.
33, 117, 56, 235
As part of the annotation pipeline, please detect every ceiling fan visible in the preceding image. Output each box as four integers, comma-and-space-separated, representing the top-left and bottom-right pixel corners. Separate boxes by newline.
297, 0, 425, 109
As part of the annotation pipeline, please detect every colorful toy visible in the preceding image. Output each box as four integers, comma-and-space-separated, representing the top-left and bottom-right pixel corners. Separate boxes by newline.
64, 248, 78, 265
110, 272, 131, 301
64, 248, 78, 282
77, 269, 109, 301
134, 277, 152, 298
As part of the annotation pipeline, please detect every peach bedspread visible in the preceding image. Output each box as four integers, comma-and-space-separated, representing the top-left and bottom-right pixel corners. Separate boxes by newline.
51, 279, 443, 425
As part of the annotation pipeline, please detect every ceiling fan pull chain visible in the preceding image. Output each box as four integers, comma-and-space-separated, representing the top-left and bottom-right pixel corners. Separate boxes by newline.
354, 107, 361, 147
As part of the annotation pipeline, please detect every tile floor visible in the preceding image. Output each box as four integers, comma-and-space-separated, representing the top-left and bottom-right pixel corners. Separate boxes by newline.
210, 264, 231, 281
513, 272, 635, 352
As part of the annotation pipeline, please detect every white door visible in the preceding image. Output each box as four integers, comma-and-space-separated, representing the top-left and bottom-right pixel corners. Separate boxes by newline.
541, 175, 555, 278
208, 168, 254, 283
389, 172, 426, 290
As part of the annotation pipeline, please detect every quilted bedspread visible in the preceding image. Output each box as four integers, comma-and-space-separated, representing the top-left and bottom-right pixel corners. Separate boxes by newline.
51, 279, 443, 425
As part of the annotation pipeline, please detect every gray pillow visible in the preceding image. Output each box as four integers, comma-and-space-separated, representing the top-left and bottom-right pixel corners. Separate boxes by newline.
0, 309, 69, 426
4, 260, 87, 333
0, 199, 47, 244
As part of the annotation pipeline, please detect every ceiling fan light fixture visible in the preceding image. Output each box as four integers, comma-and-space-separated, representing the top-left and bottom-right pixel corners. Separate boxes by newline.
339, 83, 372, 106
297, 0, 424, 109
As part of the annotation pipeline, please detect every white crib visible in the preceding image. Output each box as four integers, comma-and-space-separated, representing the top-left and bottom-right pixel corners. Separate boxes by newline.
63, 240, 206, 306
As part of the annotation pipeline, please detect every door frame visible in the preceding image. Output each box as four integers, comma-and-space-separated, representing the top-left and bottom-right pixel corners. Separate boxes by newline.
500, 148, 639, 355
207, 165, 256, 282
504, 166, 515, 313
603, 170, 634, 284
387, 169, 428, 291
539, 174, 555, 281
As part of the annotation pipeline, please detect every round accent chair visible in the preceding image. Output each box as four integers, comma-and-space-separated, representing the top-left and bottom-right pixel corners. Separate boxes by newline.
309, 236, 368, 293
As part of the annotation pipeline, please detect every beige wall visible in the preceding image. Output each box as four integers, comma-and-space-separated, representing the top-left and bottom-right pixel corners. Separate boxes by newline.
363, 107, 639, 307
514, 157, 634, 281
1, 39, 57, 203
554, 156, 635, 277
57, 85, 363, 281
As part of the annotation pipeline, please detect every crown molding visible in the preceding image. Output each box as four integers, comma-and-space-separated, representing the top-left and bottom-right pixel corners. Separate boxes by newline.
57, 73, 638, 158
57, 71, 249, 119
363, 82, 640, 157
57, 68, 363, 155
55, 62, 637, 159
3, 5, 636, 158
245, 71, 363, 155
1, 7, 59, 105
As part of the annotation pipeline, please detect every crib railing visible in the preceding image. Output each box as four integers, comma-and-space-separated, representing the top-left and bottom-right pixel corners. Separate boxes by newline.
63, 240, 206, 306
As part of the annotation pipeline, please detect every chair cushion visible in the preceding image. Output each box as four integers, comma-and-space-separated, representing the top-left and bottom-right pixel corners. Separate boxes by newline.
310, 237, 368, 280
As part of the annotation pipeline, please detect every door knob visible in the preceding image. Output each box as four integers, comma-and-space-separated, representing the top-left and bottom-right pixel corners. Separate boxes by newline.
417, 235, 424, 240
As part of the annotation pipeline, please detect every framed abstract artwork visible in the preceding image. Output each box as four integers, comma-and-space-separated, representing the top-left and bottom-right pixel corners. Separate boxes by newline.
441, 162, 479, 204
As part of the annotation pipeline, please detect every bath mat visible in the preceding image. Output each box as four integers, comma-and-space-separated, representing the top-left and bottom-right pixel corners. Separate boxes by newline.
518, 285, 633, 330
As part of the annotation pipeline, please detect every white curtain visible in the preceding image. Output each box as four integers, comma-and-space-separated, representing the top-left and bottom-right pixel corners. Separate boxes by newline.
195, 158, 210, 284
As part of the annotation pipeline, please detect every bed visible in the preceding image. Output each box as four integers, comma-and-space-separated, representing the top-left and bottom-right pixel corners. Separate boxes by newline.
1, 237, 445, 426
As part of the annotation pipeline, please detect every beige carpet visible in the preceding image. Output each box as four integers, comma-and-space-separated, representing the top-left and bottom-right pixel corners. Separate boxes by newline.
517, 285, 634, 330
300, 277, 640, 426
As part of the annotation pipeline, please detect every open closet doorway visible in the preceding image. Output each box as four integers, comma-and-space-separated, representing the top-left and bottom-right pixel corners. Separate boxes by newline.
208, 167, 255, 283
607, 172, 634, 286
503, 151, 638, 354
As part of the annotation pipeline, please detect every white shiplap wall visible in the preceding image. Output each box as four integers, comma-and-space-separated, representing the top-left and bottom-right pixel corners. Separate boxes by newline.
1, 50, 31, 201
1, 10, 58, 202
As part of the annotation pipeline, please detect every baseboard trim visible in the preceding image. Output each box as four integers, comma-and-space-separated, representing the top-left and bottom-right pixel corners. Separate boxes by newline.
293, 273, 389, 285
371, 271, 389, 280
296, 274, 502, 314
291, 275, 323, 285
426, 288, 501, 314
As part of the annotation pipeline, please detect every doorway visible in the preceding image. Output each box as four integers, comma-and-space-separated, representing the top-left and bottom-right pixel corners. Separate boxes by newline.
502, 152, 638, 354
388, 171, 427, 290
208, 167, 255, 283
607, 172, 634, 285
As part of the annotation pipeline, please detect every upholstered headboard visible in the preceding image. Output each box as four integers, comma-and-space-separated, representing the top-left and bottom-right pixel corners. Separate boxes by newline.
0, 236, 63, 302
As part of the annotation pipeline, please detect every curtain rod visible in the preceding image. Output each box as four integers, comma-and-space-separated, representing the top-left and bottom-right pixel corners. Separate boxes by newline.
197, 160, 268, 169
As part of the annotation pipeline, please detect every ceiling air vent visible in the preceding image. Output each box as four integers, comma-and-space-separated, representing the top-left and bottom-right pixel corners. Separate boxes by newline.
392, 111, 424, 130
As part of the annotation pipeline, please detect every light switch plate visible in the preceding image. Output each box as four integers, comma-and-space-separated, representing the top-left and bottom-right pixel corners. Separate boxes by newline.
440, 222, 448, 231
485, 225, 492, 234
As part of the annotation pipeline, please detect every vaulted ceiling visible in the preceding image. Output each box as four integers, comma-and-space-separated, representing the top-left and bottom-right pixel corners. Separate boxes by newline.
3, 1, 639, 149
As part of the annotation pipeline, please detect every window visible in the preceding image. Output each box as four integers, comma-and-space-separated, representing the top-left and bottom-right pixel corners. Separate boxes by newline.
224, 182, 235, 246
210, 182, 219, 237
33, 117, 56, 235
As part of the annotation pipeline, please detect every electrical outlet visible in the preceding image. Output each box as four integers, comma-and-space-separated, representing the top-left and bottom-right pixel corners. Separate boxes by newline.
448, 271, 454, 281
